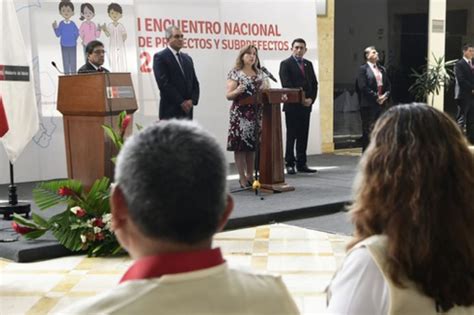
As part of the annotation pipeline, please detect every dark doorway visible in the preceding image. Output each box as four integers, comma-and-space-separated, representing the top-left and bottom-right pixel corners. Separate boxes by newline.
333, 0, 429, 149
391, 13, 428, 104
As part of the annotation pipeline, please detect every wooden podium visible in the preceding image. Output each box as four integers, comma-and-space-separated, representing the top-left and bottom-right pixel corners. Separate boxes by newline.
239, 88, 304, 192
57, 73, 137, 189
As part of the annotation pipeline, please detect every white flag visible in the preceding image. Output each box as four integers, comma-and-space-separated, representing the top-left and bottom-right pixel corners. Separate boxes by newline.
0, 0, 39, 163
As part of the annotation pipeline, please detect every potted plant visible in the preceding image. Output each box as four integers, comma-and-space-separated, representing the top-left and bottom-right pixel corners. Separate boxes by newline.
408, 54, 456, 106
12, 111, 137, 257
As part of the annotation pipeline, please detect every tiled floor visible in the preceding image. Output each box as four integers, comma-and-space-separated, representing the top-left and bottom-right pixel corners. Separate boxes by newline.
0, 223, 350, 315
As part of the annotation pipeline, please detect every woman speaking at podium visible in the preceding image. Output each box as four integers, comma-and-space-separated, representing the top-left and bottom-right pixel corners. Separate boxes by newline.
225, 45, 267, 189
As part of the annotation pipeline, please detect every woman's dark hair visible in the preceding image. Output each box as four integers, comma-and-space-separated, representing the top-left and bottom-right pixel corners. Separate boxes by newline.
349, 103, 474, 311
79, 3, 94, 21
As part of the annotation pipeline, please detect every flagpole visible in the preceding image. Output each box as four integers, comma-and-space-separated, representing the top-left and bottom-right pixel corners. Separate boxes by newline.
0, 162, 31, 220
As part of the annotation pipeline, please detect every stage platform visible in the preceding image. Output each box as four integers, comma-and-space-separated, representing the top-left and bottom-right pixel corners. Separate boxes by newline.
0, 154, 359, 262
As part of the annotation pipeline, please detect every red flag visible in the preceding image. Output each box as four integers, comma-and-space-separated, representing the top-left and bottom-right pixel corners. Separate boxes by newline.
0, 95, 9, 137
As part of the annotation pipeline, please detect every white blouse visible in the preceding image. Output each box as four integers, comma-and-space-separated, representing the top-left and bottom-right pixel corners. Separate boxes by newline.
326, 247, 389, 315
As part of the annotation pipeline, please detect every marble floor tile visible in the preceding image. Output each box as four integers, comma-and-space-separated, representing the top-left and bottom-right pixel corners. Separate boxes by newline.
0, 223, 350, 315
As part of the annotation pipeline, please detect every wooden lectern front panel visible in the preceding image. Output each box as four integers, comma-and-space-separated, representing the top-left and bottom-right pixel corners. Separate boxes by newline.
57, 73, 137, 190
63, 115, 118, 189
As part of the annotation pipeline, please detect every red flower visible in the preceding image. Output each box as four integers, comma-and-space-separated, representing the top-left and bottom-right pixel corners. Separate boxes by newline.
92, 218, 105, 228
76, 208, 87, 218
11, 222, 36, 235
70, 206, 87, 217
95, 232, 105, 241
58, 187, 74, 196
121, 115, 131, 134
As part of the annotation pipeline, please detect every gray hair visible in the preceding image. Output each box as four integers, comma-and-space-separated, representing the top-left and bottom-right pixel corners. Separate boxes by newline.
165, 25, 180, 39
115, 120, 228, 244
364, 46, 376, 60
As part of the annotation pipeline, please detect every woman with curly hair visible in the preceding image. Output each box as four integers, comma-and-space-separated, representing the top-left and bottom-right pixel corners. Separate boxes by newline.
327, 103, 474, 314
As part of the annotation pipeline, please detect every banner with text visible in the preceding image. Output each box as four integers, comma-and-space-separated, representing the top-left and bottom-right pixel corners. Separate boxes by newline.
0, 0, 319, 183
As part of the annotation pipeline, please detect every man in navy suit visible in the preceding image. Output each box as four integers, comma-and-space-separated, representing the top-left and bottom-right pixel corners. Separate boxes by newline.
153, 26, 200, 119
279, 38, 318, 175
454, 44, 474, 144
357, 46, 391, 151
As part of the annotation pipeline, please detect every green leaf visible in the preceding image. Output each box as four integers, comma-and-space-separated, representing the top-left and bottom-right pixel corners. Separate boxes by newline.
33, 179, 83, 210
23, 229, 47, 240
102, 125, 120, 148
31, 213, 50, 228
408, 54, 455, 104
83, 177, 111, 216
118, 111, 127, 129
13, 214, 39, 228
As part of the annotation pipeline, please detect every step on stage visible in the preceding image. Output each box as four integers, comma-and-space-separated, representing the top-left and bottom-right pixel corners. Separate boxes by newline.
0, 154, 358, 262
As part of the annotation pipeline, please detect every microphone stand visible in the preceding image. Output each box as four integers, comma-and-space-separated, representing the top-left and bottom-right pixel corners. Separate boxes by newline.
0, 162, 31, 220
252, 101, 261, 196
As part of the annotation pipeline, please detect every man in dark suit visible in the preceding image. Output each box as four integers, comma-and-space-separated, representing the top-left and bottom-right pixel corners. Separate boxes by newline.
454, 44, 474, 144
279, 38, 318, 175
153, 26, 200, 120
357, 46, 391, 151
77, 40, 110, 73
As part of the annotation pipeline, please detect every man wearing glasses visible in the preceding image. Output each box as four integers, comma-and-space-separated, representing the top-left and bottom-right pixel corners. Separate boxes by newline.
78, 40, 109, 73
153, 26, 200, 120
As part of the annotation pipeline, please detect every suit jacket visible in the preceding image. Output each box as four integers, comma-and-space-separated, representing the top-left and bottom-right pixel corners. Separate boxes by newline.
454, 58, 474, 101
279, 56, 318, 112
62, 263, 300, 315
77, 62, 110, 73
357, 63, 391, 108
153, 48, 200, 119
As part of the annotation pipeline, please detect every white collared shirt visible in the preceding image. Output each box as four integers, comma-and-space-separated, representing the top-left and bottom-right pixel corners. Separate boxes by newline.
168, 46, 185, 73
463, 56, 472, 66
367, 61, 383, 87
89, 62, 99, 71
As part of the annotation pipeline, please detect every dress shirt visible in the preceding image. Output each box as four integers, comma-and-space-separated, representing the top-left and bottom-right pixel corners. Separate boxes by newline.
327, 246, 389, 315
167, 46, 185, 74
120, 247, 225, 283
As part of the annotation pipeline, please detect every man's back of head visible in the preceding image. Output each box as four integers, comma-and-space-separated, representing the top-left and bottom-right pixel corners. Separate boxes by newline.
114, 119, 228, 246
64, 119, 300, 314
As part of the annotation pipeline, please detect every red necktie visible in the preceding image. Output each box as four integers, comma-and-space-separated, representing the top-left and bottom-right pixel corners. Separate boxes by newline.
298, 60, 305, 76
373, 65, 383, 96
0, 95, 9, 138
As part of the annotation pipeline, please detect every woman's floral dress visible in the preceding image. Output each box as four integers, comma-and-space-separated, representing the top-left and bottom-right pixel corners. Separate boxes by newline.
227, 68, 264, 152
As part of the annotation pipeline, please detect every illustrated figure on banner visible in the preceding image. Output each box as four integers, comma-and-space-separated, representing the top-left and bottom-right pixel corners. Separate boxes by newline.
79, 3, 101, 63
52, 0, 79, 74
102, 3, 127, 72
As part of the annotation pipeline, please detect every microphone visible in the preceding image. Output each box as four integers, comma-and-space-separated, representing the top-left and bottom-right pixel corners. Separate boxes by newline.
51, 61, 64, 74
261, 66, 277, 83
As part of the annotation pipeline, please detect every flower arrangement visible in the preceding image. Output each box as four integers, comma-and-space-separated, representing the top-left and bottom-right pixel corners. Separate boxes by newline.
12, 111, 135, 257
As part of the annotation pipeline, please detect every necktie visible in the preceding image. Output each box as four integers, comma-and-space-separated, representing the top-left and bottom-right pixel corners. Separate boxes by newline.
98, 66, 103, 72
297, 59, 305, 76
176, 53, 185, 75
373, 65, 383, 96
